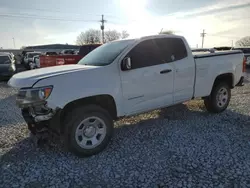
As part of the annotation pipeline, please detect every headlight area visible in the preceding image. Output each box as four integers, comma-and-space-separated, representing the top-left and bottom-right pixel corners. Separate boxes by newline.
17, 86, 53, 108
17, 86, 59, 123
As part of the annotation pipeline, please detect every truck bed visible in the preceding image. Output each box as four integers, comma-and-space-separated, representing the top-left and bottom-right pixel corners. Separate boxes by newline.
192, 50, 242, 58
193, 50, 244, 98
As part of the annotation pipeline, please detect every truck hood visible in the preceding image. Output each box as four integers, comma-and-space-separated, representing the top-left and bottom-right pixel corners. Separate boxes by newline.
8, 64, 95, 88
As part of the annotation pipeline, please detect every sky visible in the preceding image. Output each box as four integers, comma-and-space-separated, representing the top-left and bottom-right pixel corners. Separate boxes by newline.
0, 0, 250, 49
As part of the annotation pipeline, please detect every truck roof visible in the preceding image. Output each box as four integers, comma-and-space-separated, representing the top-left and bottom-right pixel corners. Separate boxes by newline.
140, 34, 183, 40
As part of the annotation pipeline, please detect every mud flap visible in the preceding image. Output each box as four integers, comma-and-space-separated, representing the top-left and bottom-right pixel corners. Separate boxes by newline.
236, 76, 244, 87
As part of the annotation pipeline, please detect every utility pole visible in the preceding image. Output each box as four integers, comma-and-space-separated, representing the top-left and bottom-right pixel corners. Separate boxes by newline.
12, 37, 16, 49
100, 15, 106, 44
200, 29, 206, 48
159, 28, 163, 34
231, 40, 234, 48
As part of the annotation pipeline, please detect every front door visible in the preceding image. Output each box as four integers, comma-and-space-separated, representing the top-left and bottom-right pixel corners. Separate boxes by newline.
120, 38, 175, 115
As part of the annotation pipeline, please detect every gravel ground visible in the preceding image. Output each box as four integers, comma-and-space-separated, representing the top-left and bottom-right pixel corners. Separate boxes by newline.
1, 75, 250, 188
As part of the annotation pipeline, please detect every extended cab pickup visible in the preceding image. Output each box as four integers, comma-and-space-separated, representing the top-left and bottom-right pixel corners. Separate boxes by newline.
8, 35, 245, 157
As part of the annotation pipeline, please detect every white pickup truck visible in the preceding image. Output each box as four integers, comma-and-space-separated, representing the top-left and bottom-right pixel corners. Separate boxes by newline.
8, 35, 245, 157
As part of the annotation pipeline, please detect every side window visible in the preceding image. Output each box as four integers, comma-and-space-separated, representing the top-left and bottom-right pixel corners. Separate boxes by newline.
127, 39, 162, 69
127, 38, 187, 69
154, 38, 187, 62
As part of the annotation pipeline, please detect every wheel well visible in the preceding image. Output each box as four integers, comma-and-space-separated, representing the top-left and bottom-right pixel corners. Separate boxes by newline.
213, 73, 234, 89
60, 95, 117, 128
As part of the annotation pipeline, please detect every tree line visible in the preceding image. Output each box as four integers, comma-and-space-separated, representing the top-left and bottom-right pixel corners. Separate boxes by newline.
75, 29, 174, 45
236, 36, 250, 47
76, 29, 129, 45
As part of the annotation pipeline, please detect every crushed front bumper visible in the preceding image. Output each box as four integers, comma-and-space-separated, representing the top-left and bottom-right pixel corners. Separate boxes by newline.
21, 105, 62, 134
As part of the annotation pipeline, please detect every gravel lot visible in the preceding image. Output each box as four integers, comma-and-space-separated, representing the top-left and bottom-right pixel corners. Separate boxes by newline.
1, 75, 250, 187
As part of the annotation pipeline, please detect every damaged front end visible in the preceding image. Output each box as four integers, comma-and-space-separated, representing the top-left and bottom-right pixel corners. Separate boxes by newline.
16, 86, 62, 138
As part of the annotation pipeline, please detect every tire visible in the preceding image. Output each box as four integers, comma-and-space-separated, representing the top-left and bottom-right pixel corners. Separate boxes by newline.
204, 82, 231, 113
64, 105, 113, 157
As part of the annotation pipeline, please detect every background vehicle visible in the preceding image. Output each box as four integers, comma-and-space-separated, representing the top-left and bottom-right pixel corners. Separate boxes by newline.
0, 54, 16, 80
24, 52, 42, 69
8, 35, 245, 157
231, 47, 250, 66
29, 55, 40, 69
20, 50, 34, 64
59, 49, 76, 55
39, 44, 101, 67
29, 52, 58, 69
0, 52, 15, 61
43, 51, 58, 56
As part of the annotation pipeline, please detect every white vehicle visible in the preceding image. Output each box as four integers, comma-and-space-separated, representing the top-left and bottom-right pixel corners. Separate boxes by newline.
29, 55, 40, 69
8, 35, 245, 157
24, 52, 42, 69
0, 52, 14, 61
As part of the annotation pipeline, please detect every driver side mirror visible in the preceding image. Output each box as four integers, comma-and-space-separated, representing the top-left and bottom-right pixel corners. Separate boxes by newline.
121, 57, 132, 71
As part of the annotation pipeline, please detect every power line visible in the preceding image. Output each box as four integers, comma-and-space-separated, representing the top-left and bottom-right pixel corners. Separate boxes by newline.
0, 13, 98, 22
207, 34, 240, 39
2, 6, 102, 17
0, 12, 132, 25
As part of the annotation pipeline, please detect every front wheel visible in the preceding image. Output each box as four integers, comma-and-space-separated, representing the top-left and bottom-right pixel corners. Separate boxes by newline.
64, 105, 113, 157
204, 82, 231, 113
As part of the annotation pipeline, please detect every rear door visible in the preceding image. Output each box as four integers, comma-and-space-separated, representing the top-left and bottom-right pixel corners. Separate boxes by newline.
120, 38, 175, 115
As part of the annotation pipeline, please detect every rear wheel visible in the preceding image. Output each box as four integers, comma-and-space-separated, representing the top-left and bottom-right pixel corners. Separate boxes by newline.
64, 105, 113, 157
204, 82, 231, 113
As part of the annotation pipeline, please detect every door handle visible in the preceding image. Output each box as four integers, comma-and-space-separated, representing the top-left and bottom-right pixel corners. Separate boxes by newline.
160, 69, 172, 74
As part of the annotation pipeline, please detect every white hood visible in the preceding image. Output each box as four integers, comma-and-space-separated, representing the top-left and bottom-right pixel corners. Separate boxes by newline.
8, 64, 95, 88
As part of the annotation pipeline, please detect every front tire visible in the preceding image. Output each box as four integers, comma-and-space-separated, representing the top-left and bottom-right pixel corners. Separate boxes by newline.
204, 82, 231, 113
64, 105, 113, 157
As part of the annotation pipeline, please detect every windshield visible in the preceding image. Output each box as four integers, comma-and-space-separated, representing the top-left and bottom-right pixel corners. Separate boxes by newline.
78, 39, 134, 66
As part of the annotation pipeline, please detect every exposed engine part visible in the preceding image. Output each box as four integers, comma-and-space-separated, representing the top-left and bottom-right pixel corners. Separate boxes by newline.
28, 104, 56, 122
34, 112, 55, 122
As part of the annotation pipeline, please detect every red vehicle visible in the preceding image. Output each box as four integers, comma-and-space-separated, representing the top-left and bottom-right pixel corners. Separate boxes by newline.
39, 44, 101, 67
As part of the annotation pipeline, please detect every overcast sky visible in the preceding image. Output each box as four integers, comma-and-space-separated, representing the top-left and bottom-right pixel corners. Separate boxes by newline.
1, 0, 250, 49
